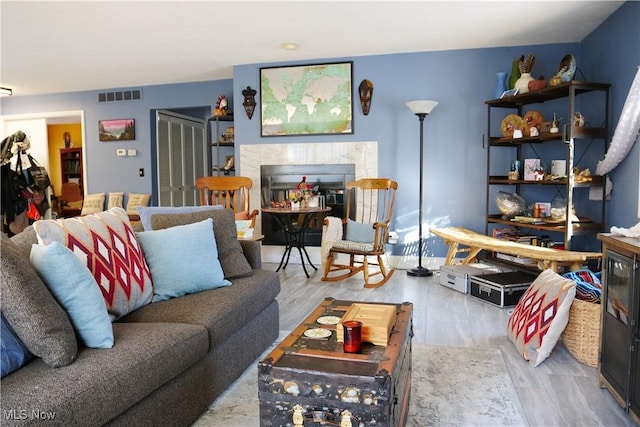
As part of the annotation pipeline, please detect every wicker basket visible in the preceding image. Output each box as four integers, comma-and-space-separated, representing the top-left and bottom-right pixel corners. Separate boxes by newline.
562, 298, 602, 367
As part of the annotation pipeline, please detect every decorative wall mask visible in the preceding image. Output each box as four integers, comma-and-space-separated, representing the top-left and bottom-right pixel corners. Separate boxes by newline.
358, 80, 374, 115
242, 86, 257, 120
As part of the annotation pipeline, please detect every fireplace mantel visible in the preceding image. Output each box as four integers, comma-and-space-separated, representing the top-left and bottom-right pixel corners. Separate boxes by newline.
239, 141, 378, 234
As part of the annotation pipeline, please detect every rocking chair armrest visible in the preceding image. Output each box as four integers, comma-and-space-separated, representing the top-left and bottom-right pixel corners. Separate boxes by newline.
372, 222, 391, 248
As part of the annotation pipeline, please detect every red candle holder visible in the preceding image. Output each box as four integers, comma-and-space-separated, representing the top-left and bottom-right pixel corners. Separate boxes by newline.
342, 320, 363, 353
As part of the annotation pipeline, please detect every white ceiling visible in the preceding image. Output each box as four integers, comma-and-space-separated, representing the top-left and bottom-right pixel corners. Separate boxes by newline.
0, 1, 624, 97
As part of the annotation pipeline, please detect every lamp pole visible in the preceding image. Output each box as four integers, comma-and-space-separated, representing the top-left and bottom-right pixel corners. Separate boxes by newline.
406, 100, 438, 277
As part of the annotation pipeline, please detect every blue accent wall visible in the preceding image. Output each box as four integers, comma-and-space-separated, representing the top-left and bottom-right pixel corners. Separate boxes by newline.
2, 2, 637, 257
582, 0, 640, 231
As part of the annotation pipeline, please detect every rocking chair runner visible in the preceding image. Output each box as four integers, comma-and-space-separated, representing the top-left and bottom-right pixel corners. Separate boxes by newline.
195, 176, 259, 227
321, 178, 398, 288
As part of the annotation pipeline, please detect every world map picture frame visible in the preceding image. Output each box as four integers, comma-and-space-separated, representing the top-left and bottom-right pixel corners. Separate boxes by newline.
260, 61, 353, 137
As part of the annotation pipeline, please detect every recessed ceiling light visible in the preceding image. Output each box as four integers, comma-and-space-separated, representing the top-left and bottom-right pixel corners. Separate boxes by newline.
280, 43, 300, 51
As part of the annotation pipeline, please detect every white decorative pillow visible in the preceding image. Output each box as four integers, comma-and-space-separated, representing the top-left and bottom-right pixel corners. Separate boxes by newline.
80, 193, 105, 215
506, 269, 576, 367
107, 192, 124, 209
33, 207, 153, 321
126, 193, 151, 215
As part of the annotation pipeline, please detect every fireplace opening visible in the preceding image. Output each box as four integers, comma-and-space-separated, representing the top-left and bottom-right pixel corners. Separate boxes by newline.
261, 164, 355, 246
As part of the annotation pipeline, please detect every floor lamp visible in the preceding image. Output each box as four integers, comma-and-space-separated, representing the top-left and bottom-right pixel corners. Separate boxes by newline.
406, 100, 438, 277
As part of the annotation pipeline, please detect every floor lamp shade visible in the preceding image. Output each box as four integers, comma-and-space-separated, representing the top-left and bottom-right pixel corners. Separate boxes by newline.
406, 100, 438, 115
406, 99, 437, 277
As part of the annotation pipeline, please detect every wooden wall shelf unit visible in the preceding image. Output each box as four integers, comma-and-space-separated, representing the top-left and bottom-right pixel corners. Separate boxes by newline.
60, 147, 83, 190
484, 80, 610, 266
598, 233, 640, 425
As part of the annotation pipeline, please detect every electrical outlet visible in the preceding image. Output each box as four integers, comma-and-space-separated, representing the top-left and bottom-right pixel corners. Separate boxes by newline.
116, 149, 126, 156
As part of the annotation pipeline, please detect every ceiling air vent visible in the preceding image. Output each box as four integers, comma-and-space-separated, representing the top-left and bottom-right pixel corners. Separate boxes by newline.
98, 89, 142, 103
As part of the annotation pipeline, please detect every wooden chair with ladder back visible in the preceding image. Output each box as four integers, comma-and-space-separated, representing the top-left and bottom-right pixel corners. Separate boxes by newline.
195, 176, 259, 228
321, 178, 398, 288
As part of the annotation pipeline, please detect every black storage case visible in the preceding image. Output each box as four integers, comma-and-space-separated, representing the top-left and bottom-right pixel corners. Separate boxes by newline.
469, 271, 536, 308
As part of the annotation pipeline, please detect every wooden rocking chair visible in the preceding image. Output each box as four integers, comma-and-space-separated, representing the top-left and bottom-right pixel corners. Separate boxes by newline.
321, 178, 398, 288
195, 176, 259, 227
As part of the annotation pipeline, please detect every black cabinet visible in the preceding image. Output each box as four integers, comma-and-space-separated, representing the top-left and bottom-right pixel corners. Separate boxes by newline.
598, 233, 640, 425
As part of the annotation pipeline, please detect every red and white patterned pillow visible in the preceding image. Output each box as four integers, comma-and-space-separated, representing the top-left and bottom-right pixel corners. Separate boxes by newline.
506, 269, 576, 367
34, 207, 153, 320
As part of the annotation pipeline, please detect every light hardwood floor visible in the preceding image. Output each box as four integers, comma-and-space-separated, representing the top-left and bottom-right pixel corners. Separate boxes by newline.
269, 260, 636, 427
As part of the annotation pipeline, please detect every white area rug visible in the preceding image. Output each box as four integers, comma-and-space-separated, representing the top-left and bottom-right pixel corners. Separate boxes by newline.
193, 342, 526, 426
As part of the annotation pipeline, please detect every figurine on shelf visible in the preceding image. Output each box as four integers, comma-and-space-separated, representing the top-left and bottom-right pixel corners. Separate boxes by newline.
222, 155, 234, 171
214, 94, 229, 116
63, 132, 73, 148
573, 112, 585, 127
550, 113, 561, 134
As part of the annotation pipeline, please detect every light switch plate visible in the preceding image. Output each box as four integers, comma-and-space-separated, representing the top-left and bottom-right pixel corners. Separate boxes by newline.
127, 149, 137, 156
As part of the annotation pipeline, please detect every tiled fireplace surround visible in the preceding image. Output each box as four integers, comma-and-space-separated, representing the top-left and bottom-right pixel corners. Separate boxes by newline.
239, 141, 378, 264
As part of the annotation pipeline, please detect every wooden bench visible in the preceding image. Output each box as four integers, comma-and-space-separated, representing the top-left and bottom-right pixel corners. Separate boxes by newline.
430, 226, 602, 272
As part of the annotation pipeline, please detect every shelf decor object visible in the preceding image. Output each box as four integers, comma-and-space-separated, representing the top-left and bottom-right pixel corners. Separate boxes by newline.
494, 72, 508, 100
406, 99, 438, 277
260, 61, 353, 136
513, 54, 536, 94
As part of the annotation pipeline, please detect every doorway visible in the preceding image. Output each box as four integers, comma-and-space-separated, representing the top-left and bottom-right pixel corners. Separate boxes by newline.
1, 110, 85, 218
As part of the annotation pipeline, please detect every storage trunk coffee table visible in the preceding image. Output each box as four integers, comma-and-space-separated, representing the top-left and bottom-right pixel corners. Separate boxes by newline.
258, 297, 413, 427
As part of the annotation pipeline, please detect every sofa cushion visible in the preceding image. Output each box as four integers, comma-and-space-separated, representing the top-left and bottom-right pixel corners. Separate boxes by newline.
33, 207, 153, 320
136, 205, 222, 231
125, 193, 151, 216
81, 192, 106, 215
30, 241, 114, 348
136, 218, 231, 302
107, 192, 124, 209
0, 234, 78, 368
1, 314, 33, 378
120, 269, 280, 349
150, 208, 252, 280
507, 269, 576, 367
0, 322, 208, 426
346, 219, 375, 243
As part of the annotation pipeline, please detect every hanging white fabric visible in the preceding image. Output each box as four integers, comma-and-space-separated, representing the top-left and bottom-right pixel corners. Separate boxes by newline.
595, 66, 640, 176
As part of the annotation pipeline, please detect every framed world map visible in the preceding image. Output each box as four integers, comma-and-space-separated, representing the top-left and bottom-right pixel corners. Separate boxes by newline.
260, 62, 353, 137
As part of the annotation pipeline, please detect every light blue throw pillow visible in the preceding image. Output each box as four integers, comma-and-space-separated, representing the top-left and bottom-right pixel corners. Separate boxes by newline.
137, 205, 223, 231
1, 314, 33, 377
30, 242, 114, 349
136, 218, 231, 302
346, 219, 376, 243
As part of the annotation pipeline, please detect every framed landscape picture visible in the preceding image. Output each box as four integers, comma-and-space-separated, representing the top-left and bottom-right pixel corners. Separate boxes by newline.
99, 118, 135, 141
260, 61, 353, 137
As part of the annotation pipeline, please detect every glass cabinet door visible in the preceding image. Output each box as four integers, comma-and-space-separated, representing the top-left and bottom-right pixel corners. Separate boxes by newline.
606, 250, 633, 326
601, 249, 634, 401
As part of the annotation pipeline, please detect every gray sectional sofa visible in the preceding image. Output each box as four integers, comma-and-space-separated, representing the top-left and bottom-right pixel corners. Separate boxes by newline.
1, 209, 280, 426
